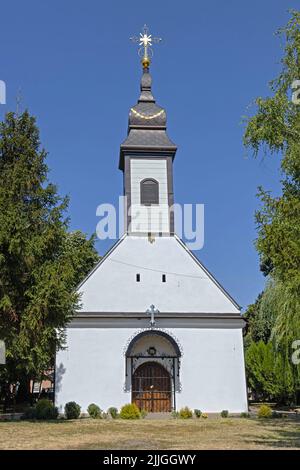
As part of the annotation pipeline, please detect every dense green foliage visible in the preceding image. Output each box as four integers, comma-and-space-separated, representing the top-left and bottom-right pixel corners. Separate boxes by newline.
243, 11, 300, 403
108, 406, 118, 419
119, 403, 141, 419
35, 399, 59, 420
246, 340, 294, 402
64, 401, 81, 419
194, 409, 202, 418
240, 412, 250, 418
23, 399, 58, 420
0, 110, 99, 400
87, 403, 102, 419
244, 286, 276, 344
22, 406, 38, 420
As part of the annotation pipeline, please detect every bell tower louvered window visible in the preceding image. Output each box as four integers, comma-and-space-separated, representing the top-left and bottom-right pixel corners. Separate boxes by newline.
140, 178, 159, 205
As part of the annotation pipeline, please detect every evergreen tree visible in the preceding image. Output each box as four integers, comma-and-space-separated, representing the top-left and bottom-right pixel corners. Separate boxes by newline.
0, 111, 99, 400
246, 340, 295, 403
244, 285, 276, 344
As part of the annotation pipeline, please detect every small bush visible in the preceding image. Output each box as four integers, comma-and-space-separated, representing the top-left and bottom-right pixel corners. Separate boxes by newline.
35, 399, 58, 420
140, 409, 148, 419
272, 411, 283, 419
202, 413, 208, 419
257, 404, 272, 419
171, 410, 179, 419
108, 407, 118, 419
194, 409, 202, 418
120, 403, 141, 419
22, 406, 37, 420
179, 406, 193, 419
240, 412, 250, 418
87, 403, 102, 419
65, 401, 81, 420
221, 410, 229, 418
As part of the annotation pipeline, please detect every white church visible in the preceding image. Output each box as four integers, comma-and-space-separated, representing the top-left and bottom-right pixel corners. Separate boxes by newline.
55, 29, 248, 414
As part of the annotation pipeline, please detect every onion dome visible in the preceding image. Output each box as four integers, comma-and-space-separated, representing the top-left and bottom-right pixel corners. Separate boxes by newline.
119, 67, 177, 170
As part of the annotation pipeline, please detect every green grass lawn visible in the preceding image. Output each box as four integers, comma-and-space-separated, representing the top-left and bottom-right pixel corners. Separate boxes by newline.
0, 416, 300, 450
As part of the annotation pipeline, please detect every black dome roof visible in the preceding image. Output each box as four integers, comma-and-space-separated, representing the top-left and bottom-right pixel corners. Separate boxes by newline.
119, 67, 177, 170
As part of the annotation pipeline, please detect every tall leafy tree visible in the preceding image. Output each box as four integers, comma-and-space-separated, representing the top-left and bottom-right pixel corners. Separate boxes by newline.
244, 10, 300, 342
0, 111, 99, 400
243, 10, 300, 402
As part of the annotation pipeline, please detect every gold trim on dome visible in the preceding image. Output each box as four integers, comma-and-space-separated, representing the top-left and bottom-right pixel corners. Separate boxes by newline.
130, 108, 164, 120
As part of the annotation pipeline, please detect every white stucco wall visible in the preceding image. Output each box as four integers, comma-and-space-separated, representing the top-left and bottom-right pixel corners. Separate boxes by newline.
78, 235, 240, 314
55, 326, 248, 414
130, 159, 169, 233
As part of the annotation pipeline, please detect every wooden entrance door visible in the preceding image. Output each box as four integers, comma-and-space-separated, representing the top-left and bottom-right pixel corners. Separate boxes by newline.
132, 362, 172, 412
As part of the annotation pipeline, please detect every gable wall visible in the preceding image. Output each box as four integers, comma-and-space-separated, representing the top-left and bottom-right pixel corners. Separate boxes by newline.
78, 236, 240, 314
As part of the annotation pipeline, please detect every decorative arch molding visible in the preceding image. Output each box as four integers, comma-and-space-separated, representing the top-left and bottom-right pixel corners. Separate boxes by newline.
123, 327, 183, 358
123, 328, 183, 397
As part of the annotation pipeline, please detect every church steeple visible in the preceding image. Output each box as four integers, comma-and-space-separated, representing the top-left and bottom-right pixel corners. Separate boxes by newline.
119, 66, 177, 170
138, 68, 155, 102
120, 26, 177, 235
119, 26, 177, 170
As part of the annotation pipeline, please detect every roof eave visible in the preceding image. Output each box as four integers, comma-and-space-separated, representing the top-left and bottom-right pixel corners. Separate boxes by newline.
119, 145, 177, 170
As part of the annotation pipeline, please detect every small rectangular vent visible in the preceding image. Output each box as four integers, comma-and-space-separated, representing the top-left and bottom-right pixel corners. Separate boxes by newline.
162, 274, 166, 283
136, 274, 140, 282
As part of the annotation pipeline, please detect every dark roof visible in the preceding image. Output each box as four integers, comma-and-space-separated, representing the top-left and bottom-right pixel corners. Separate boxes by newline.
119, 67, 177, 170
122, 129, 177, 149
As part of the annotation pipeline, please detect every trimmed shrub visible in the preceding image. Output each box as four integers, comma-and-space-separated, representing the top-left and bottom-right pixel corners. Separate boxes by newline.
108, 407, 118, 419
257, 404, 272, 419
194, 409, 202, 418
179, 406, 193, 419
87, 403, 102, 419
35, 399, 58, 420
240, 412, 250, 418
272, 411, 283, 419
22, 406, 37, 420
120, 403, 141, 419
221, 410, 229, 418
202, 413, 208, 419
65, 401, 81, 420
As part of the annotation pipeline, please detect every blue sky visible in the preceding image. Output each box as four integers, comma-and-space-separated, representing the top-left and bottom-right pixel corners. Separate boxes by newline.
0, 1, 297, 309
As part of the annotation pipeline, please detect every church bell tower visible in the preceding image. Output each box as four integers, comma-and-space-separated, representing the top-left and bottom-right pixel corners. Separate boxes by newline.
56, 26, 247, 416
119, 26, 177, 236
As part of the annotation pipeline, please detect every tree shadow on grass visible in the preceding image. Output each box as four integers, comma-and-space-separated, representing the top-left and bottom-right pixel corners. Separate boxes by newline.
245, 418, 300, 449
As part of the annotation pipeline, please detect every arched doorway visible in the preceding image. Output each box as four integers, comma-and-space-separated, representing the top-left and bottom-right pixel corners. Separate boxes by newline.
132, 362, 172, 412
125, 330, 182, 411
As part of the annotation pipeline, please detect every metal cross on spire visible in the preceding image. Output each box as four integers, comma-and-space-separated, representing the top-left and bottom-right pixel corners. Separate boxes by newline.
130, 25, 162, 69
